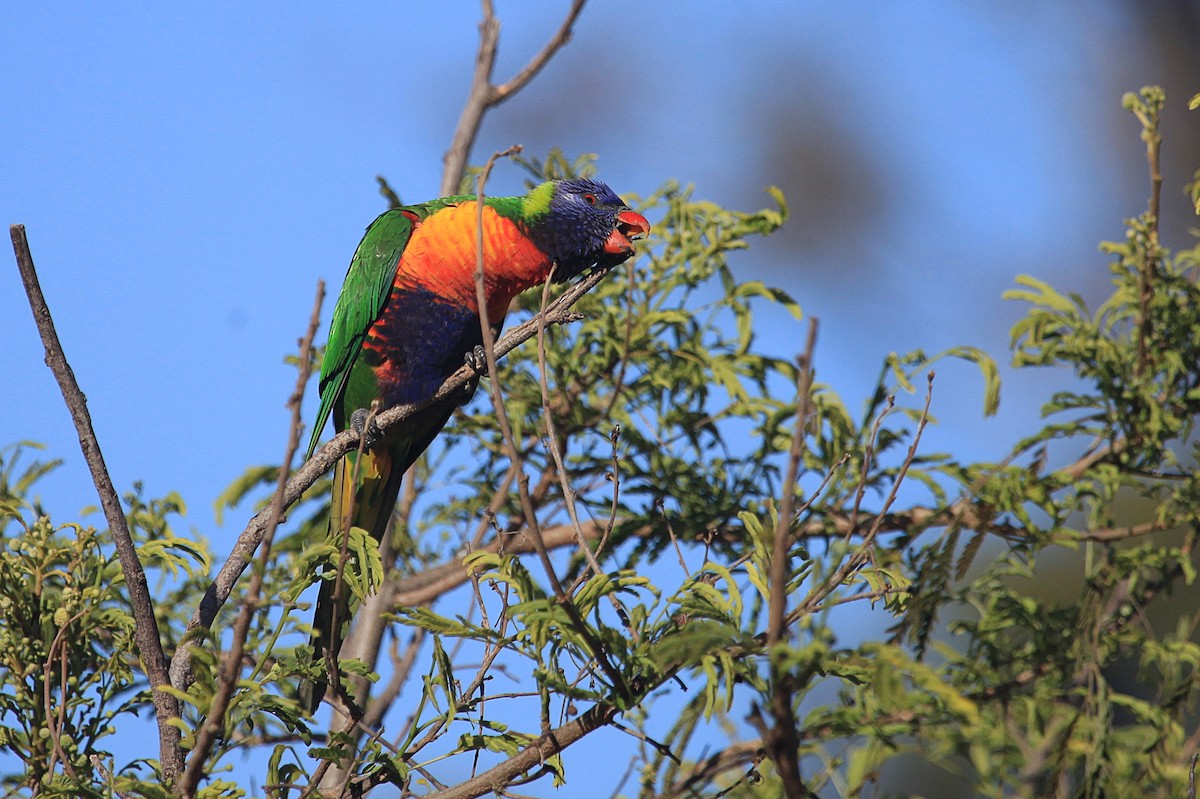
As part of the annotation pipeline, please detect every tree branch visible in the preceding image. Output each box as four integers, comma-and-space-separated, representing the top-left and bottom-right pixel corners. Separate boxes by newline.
764, 318, 818, 799
492, 0, 586, 101
440, 0, 588, 196
10, 225, 184, 782
168, 254, 615, 691
364, 698, 622, 799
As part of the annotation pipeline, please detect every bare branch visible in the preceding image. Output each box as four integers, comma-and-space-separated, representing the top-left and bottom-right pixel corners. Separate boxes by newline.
441, 2, 500, 197
492, 0, 586, 101
10, 224, 183, 781
440, 0, 588, 196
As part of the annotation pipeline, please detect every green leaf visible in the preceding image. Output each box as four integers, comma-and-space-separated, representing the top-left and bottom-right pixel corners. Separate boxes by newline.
1003, 274, 1077, 313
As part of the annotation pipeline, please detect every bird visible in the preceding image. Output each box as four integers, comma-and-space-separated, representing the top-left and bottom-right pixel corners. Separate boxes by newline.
302, 177, 650, 710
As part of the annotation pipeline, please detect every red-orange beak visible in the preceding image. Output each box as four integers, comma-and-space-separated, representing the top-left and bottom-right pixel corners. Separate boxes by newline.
603, 209, 651, 256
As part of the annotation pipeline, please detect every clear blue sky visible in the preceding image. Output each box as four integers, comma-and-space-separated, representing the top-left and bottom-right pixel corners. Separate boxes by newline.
2, 2, 1195, 793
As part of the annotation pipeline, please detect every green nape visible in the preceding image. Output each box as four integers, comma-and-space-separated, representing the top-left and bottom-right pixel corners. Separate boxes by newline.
421, 183, 552, 225
519, 181, 554, 221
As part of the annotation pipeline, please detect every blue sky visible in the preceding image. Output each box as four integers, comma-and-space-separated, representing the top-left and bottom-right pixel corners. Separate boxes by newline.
3, 2, 1198, 793
7, 3, 1193, 536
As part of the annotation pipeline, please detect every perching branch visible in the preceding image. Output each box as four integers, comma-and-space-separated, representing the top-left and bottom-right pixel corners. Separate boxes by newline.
168, 242, 616, 691
10, 224, 184, 783
440, 0, 587, 196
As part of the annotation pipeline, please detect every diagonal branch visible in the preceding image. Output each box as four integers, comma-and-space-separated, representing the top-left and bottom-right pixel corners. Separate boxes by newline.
168, 253, 617, 691
360, 697, 624, 799
10, 224, 184, 782
492, 0, 586, 101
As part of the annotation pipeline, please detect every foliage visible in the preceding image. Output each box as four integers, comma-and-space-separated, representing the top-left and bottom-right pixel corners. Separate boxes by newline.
4, 86, 1200, 798
0, 458, 205, 797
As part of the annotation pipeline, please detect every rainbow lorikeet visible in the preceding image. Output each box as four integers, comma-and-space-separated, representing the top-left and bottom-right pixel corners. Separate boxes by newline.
302, 178, 650, 710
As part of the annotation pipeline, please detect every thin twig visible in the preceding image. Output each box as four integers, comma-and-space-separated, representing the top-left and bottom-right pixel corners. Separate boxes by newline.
297, 713, 361, 799
846, 389, 893, 543
609, 720, 680, 765
177, 280, 324, 798
536, 271, 631, 630
90, 755, 136, 799
602, 425, 622, 547
767, 319, 818, 646
471, 146, 629, 699
10, 224, 183, 781
598, 260, 639, 422
43, 610, 87, 784
793, 371, 936, 620
1135, 89, 1163, 377
656, 498, 691, 577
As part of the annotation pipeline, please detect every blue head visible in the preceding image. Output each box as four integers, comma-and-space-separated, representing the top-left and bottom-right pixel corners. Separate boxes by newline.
525, 178, 650, 281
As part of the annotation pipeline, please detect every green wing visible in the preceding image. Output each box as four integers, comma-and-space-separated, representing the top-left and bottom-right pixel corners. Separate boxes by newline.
306, 209, 414, 459
306, 198, 472, 459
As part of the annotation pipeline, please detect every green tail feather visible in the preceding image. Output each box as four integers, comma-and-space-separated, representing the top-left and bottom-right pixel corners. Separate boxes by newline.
301, 447, 405, 712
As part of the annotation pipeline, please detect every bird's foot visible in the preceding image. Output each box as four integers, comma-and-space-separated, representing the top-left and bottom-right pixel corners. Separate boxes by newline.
460, 346, 487, 401
350, 408, 384, 450
464, 345, 488, 376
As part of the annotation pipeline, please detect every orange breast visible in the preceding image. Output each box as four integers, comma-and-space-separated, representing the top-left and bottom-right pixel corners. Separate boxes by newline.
395, 202, 553, 320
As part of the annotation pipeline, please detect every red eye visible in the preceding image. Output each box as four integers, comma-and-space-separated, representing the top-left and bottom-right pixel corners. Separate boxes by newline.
583, 193, 597, 205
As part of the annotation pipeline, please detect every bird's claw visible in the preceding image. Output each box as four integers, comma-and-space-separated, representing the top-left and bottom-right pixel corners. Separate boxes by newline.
459, 345, 487, 402
349, 408, 383, 450
464, 345, 488, 376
